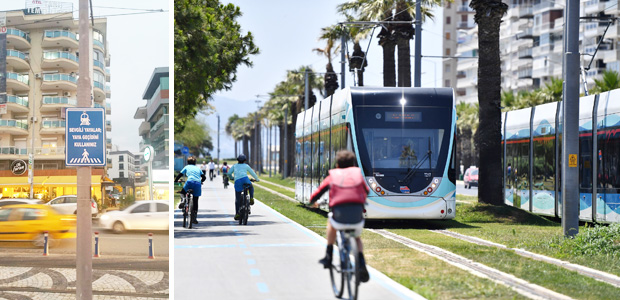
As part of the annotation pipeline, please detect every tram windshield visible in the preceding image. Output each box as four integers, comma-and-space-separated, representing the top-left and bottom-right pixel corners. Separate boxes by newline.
354, 106, 451, 175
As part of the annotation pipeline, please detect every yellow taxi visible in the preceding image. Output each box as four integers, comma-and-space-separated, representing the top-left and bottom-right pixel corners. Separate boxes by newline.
0, 204, 76, 246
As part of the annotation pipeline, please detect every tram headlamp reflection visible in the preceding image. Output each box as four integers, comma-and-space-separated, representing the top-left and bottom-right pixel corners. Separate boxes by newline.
400, 97, 406, 106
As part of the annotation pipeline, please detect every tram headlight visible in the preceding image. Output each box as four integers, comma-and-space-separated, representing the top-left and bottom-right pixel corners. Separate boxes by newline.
431, 183, 436, 189
370, 182, 377, 189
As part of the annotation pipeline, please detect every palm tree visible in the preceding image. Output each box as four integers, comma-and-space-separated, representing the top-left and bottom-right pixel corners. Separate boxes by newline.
470, 0, 508, 205
591, 70, 620, 94
225, 114, 243, 158
315, 25, 341, 96
338, 0, 441, 87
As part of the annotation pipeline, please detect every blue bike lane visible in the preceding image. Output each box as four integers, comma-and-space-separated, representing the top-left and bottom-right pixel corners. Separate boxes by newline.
174, 178, 425, 300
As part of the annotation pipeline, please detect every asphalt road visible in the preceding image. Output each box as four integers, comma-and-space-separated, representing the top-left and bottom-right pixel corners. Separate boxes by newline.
174, 179, 423, 300
456, 180, 478, 197
0, 221, 169, 258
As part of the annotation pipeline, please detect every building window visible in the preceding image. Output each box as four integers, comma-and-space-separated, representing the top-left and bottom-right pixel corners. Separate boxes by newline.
445, 32, 451, 40
119, 156, 124, 162
445, 64, 451, 73
446, 48, 451, 56
445, 80, 450, 87
119, 163, 124, 170
446, 16, 451, 25
120, 172, 124, 178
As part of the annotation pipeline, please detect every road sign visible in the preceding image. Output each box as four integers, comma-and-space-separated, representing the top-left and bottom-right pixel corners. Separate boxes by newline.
181, 146, 189, 155
65, 108, 106, 166
568, 154, 577, 168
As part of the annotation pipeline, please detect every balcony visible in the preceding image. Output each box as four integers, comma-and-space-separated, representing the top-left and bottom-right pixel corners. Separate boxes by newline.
106, 120, 111, 131
42, 51, 79, 71
41, 96, 77, 112
7, 72, 30, 92
0, 147, 28, 156
457, 21, 475, 29
518, 47, 533, 59
94, 59, 106, 73
6, 28, 31, 50
151, 114, 169, 136
518, 66, 533, 79
138, 121, 151, 136
105, 86, 111, 98
106, 103, 111, 115
458, 5, 474, 13
94, 80, 106, 102
516, 28, 534, 39
6, 49, 29, 70
106, 68, 111, 82
519, 6, 533, 18
7, 95, 29, 113
33, 147, 66, 158
41, 73, 77, 91
94, 39, 105, 51
0, 119, 29, 135
42, 30, 78, 49
40, 120, 66, 134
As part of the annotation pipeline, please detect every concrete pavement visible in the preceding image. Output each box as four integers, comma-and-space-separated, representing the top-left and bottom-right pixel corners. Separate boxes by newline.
174, 178, 424, 300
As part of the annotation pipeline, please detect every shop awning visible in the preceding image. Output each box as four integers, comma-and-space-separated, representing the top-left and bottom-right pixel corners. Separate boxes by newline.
0, 175, 102, 186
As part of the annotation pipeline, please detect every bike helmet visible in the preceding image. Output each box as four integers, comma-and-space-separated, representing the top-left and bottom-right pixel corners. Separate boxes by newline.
237, 154, 247, 163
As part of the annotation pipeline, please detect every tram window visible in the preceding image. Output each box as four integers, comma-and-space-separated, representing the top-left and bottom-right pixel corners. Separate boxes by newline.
579, 134, 593, 190
600, 129, 620, 192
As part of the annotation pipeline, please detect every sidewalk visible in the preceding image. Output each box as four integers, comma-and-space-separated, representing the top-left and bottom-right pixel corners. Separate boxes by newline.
0, 254, 169, 299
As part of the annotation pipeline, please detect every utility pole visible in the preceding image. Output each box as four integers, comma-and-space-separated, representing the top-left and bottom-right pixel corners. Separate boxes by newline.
304, 68, 309, 110
254, 100, 261, 172
562, 0, 580, 237
341, 27, 346, 89
216, 113, 220, 163
283, 106, 288, 179
414, 0, 422, 87
76, 0, 93, 298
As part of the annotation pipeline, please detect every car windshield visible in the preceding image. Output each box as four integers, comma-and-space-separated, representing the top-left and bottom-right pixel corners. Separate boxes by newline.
472, 169, 478, 175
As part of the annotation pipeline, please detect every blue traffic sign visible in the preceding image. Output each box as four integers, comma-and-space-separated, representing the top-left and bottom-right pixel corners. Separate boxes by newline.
65, 108, 106, 166
181, 146, 189, 155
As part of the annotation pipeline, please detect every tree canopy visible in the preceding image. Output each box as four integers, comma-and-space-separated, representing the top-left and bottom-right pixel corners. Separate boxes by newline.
174, 0, 259, 133
175, 118, 213, 157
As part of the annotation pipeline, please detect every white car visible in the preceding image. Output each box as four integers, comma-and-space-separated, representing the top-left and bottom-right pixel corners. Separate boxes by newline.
0, 198, 42, 208
99, 200, 169, 234
47, 195, 98, 217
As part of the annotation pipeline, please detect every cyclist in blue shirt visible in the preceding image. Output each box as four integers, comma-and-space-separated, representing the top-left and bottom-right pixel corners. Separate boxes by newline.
174, 156, 206, 224
226, 154, 260, 220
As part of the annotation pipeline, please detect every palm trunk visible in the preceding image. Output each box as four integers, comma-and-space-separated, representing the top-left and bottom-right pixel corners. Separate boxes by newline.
381, 42, 396, 87
243, 135, 249, 160
234, 140, 238, 158
279, 123, 284, 175
397, 39, 411, 87
472, 1, 508, 205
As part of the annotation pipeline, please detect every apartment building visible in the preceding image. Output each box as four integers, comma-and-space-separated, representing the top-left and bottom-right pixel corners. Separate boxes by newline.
446, 1, 618, 103
134, 67, 169, 200
0, 9, 111, 201
107, 150, 136, 196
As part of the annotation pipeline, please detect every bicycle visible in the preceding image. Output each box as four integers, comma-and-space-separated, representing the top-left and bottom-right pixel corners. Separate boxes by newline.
181, 188, 194, 229
238, 179, 255, 225
223, 174, 229, 189
329, 229, 360, 300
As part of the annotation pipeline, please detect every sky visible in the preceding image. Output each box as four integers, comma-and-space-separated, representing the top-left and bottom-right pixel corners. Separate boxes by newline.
207, 0, 444, 159
3, 0, 170, 154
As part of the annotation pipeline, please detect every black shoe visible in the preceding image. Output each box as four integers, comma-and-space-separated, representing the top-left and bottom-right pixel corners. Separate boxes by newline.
192, 219, 198, 224
358, 252, 369, 283
318, 256, 332, 269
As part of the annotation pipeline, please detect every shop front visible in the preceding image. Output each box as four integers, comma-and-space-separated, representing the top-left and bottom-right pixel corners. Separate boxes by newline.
0, 169, 106, 202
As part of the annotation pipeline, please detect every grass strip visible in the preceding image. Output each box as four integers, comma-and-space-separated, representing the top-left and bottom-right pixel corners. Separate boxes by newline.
257, 174, 295, 189
253, 188, 525, 299
391, 229, 620, 300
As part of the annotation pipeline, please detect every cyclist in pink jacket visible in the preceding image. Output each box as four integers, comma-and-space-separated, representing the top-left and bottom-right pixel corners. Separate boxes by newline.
309, 150, 370, 282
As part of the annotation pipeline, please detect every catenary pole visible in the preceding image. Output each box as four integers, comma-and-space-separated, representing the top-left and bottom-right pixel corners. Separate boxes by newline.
76, 0, 93, 298
414, 0, 422, 87
341, 27, 346, 89
562, 0, 580, 237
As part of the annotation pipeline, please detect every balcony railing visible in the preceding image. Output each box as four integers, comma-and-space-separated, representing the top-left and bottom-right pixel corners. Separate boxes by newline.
94, 81, 105, 90
458, 5, 474, 12
0, 119, 28, 130
34, 147, 66, 155
43, 51, 78, 63
0, 147, 28, 155
94, 60, 105, 70
7, 28, 31, 43
151, 114, 169, 133
8, 95, 29, 107
45, 30, 78, 41
7, 72, 29, 85
42, 96, 76, 105
42, 120, 66, 128
7, 49, 28, 60
43, 73, 77, 83
94, 39, 104, 49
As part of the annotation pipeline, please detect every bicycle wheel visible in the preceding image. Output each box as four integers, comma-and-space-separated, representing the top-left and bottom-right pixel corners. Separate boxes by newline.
242, 192, 250, 225
330, 234, 345, 298
182, 196, 187, 228
238, 192, 245, 225
345, 235, 360, 300
188, 194, 194, 229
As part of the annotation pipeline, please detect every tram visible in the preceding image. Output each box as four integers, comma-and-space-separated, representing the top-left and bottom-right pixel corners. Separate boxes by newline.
295, 87, 457, 219
502, 89, 620, 223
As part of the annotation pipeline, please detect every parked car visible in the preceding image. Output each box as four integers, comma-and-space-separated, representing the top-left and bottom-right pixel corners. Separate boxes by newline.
47, 195, 98, 217
0, 198, 42, 208
0, 204, 76, 246
464, 166, 479, 189
99, 200, 169, 234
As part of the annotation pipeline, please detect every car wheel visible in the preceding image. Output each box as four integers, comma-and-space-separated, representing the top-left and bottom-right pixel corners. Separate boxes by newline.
112, 221, 125, 234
